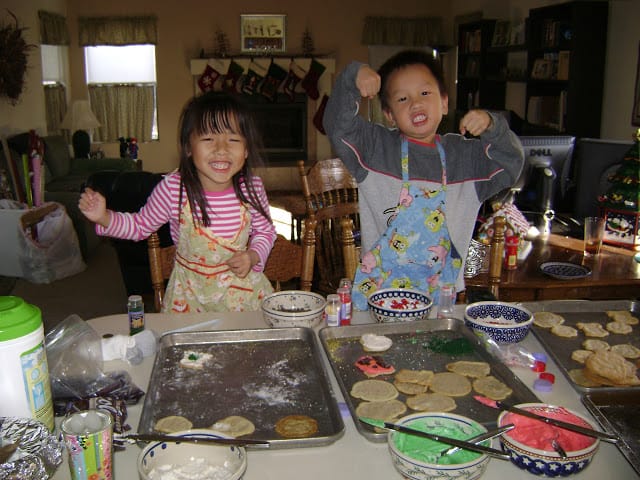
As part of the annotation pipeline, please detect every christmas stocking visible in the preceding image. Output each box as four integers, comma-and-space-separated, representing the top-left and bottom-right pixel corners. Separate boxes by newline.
301, 59, 326, 100
198, 64, 221, 93
260, 62, 287, 101
241, 62, 267, 95
223, 60, 245, 93
282, 62, 306, 101
313, 94, 329, 135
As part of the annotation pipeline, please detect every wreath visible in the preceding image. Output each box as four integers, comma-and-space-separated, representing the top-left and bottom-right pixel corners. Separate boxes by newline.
0, 10, 35, 104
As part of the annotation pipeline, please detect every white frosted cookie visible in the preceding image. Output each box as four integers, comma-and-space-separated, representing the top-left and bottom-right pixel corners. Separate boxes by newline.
351, 379, 399, 402
611, 343, 640, 359
210, 416, 255, 437
180, 350, 213, 369
360, 333, 393, 352
472, 376, 513, 401
551, 324, 578, 338
394, 369, 434, 386
576, 322, 609, 338
446, 360, 491, 378
429, 372, 471, 397
582, 339, 610, 351
155, 415, 193, 433
406, 393, 457, 412
570, 349, 593, 364
606, 310, 639, 325
533, 311, 565, 329
606, 321, 633, 335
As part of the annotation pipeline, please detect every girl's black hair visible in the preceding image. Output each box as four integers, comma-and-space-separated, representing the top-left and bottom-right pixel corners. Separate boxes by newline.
377, 49, 447, 111
177, 91, 270, 226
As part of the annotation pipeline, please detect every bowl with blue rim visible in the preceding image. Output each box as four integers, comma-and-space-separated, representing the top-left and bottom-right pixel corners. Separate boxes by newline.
464, 301, 533, 344
367, 288, 433, 323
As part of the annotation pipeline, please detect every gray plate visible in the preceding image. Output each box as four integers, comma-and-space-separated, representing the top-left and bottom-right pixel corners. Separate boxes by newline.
319, 318, 539, 442
138, 328, 345, 449
526, 300, 640, 394
582, 390, 640, 476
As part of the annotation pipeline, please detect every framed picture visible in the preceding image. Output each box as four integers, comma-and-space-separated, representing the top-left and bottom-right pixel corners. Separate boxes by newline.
531, 59, 553, 80
633, 42, 640, 126
240, 14, 286, 53
491, 21, 511, 48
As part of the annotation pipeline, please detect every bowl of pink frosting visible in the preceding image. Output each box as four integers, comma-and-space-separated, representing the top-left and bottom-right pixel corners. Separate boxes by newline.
497, 403, 600, 476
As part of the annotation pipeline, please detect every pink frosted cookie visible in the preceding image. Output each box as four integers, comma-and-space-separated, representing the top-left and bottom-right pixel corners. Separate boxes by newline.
355, 355, 396, 377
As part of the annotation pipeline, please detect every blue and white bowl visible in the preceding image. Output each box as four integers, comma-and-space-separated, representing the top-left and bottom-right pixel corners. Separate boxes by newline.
367, 288, 433, 323
388, 412, 490, 480
464, 301, 533, 344
261, 290, 326, 328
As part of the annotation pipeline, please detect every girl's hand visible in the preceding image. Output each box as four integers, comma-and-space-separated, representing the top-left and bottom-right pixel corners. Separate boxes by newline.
226, 250, 259, 278
356, 65, 381, 99
459, 110, 492, 137
78, 187, 110, 227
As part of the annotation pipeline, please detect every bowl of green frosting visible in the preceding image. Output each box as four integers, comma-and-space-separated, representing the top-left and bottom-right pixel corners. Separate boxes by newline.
388, 412, 491, 480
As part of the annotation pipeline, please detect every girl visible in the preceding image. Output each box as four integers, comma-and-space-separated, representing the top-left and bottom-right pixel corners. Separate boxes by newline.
79, 92, 277, 313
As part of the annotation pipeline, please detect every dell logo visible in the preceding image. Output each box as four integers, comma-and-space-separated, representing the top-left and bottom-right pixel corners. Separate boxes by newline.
528, 148, 552, 157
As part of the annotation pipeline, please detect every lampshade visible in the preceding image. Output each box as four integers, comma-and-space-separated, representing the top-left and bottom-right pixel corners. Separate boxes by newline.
60, 100, 101, 131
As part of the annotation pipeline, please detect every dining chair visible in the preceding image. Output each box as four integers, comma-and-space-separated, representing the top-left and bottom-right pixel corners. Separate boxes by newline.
148, 231, 176, 312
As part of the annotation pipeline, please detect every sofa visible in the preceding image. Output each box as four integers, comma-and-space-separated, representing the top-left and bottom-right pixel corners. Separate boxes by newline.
4, 133, 139, 258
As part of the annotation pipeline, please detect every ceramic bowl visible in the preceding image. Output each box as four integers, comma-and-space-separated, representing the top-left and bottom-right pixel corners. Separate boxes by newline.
388, 412, 490, 480
497, 403, 600, 477
367, 288, 433, 323
137, 429, 247, 480
464, 301, 533, 344
261, 290, 326, 328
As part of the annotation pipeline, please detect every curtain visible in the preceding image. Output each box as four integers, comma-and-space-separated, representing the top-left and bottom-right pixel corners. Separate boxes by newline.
38, 11, 70, 45
44, 84, 68, 137
362, 16, 444, 47
89, 84, 155, 142
78, 16, 158, 46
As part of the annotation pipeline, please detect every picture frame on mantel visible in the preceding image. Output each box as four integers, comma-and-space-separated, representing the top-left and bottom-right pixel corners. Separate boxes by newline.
241, 14, 286, 53
633, 42, 640, 126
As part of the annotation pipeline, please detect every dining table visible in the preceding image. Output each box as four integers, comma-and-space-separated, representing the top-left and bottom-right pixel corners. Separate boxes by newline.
51, 304, 638, 480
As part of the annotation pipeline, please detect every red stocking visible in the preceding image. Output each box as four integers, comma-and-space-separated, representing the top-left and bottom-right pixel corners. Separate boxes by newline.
301, 59, 326, 100
313, 94, 329, 135
198, 64, 221, 93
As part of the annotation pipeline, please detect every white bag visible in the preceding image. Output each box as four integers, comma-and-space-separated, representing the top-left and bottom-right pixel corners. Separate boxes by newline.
18, 202, 86, 283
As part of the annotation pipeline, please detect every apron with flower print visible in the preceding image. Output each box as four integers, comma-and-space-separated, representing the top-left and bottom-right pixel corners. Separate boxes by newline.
162, 199, 273, 313
352, 138, 463, 310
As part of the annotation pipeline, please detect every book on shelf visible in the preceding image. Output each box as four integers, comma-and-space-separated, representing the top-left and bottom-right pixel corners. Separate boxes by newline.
526, 92, 566, 131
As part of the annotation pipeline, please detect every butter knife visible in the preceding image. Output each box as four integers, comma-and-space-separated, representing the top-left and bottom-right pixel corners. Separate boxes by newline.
122, 433, 270, 448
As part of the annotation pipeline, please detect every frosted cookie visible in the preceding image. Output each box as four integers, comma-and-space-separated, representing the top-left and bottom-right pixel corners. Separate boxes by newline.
355, 399, 407, 423
155, 415, 193, 433
570, 349, 593, 364
550, 324, 578, 338
606, 321, 633, 335
180, 350, 213, 369
429, 372, 471, 397
210, 416, 255, 438
355, 355, 395, 377
394, 369, 434, 386
350, 379, 399, 402
473, 376, 513, 401
606, 310, 639, 325
360, 333, 393, 352
406, 393, 456, 412
394, 381, 428, 395
446, 360, 491, 378
582, 339, 610, 351
275, 415, 318, 438
568, 368, 602, 388
611, 343, 640, 359
576, 322, 609, 338
584, 350, 640, 386
533, 311, 565, 329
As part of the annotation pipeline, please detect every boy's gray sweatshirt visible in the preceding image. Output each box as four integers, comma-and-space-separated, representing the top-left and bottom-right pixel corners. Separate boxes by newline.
323, 61, 524, 292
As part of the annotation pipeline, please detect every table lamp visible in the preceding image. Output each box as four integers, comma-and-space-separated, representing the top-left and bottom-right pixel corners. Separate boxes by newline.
60, 100, 101, 158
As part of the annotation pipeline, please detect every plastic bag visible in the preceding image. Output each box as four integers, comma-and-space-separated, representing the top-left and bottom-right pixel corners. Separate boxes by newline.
18, 202, 85, 284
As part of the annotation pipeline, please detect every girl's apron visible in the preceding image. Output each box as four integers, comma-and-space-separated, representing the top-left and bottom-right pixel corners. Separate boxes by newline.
352, 138, 463, 310
163, 200, 273, 313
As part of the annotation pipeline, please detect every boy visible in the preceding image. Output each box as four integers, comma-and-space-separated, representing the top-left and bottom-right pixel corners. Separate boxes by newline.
323, 50, 524, 309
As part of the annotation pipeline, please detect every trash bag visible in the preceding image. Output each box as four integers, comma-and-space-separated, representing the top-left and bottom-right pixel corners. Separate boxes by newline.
17, 202, 85, 284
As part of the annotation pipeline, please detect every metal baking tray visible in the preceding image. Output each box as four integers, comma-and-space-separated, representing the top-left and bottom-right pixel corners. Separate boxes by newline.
525, 299, 640, 394
138, 328, 345, 449
319, 318, 539, 442
582, 389, 640, 476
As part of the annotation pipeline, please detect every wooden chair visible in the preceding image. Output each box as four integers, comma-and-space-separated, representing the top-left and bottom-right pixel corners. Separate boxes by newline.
148, 231, 176, 312
297, 158, 358, 216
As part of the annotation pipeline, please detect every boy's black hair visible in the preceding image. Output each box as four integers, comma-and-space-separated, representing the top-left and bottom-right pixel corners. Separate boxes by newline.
177, 91, 270, 227
377, 49, 447, 111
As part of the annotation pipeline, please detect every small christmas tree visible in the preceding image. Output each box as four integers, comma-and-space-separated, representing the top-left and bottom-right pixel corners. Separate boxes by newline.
214, 29, 230, 57
302, 27, 315, 57
598, 129, 640, 249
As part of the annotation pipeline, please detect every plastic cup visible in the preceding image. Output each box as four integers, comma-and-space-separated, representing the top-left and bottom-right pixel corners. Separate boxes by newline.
583, 217, 605, 256
61, 410, 113, 480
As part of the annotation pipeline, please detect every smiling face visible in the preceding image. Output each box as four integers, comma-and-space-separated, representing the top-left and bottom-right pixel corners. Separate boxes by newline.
382, 63, 448, 144
188, 119, 248, 192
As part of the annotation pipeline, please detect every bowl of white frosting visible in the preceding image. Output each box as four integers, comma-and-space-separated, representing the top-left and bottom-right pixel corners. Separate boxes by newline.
137, 429, 247, 480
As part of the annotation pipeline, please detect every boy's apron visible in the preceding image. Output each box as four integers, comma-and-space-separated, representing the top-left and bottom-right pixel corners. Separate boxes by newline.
163, 200, 273, 313
352, 138, 462, 310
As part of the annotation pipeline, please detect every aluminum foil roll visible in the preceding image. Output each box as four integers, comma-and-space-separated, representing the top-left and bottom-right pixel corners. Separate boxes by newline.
0, 417, 63, 480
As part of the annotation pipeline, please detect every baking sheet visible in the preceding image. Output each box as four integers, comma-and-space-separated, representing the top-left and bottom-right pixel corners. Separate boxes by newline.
525, 299, 640, 394
582, 390, 640, 476
319, 318, 540, 442
138, 328, 345, 449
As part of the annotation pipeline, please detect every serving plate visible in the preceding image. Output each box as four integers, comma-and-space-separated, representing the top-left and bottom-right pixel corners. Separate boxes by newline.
540, 261, 591, 280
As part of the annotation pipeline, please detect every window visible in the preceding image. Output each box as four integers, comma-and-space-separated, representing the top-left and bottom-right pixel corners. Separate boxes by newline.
85, 44, 158, 141
41, 45, 69, 135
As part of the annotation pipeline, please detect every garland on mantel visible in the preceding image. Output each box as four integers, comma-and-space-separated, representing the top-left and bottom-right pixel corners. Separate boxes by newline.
0, 10, 36, 104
